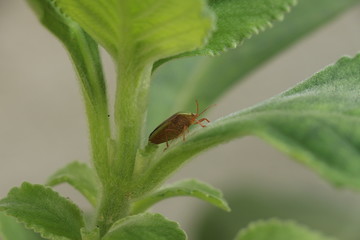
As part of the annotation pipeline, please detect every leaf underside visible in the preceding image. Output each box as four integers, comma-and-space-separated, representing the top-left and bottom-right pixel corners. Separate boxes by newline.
131, 179, 230, 214
53, 0, 215, 63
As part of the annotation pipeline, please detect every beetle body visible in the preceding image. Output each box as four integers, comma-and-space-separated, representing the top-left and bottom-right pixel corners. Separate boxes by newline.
149, 113, 194, 144
149, 101, 211, 149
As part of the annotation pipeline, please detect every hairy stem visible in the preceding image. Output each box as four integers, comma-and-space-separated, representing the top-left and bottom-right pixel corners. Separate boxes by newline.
95, 60, 152, 235
114, 62, 152, 181
96, 184, 131, 237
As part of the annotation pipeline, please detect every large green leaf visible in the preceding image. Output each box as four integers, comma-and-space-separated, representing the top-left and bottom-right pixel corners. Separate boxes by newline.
102, 213, 186, 240
26, 0, 111, 183
46, 161, 100, 207
147, 0, 360, 135
138, 53, 360, 194
53, 0, 215, 62
0, 212, 44, 240
0, 182, 85, 240
234, 219, 335, 240
131, 179, 230, 214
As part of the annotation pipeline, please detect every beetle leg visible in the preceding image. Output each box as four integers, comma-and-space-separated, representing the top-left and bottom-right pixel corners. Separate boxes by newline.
166, 134, 169, 148
164, 135, 169, 151
163, 129, 178, 151
195, 118, 210, 127
199, 118, 210, 123
182, 125, 189, 141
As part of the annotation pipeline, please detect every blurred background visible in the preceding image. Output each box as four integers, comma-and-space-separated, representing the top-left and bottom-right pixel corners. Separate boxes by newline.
1, 1, 360, 239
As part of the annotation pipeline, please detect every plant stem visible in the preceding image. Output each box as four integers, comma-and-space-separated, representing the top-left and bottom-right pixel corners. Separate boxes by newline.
114, 62, 152, 181
96, 184, 131, 237
95, 61, 152, 235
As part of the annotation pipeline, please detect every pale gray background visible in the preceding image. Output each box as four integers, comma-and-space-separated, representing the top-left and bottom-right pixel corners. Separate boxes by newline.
1, 1, 360, 239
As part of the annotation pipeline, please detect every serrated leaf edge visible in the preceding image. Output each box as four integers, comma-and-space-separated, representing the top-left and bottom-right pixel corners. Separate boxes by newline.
106, 212, 187, 239
201, 0, 298, 56
0, 182, 84, 240
0, 212, 41, 240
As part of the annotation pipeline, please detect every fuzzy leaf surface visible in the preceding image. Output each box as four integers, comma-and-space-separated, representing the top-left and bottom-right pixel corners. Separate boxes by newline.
131, 179, 230, 214
0, 212, 44, 240
140, 54, 360, 194
53, 0, 215, 62
102, 213, 186, 240
147, 0, 360, 134
235, 219, 335, 240
46, 161, 100, 207
0, 182, 84, 240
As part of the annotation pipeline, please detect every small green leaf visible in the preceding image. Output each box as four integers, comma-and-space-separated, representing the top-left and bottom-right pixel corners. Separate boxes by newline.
102, 213, 186, 240
147, 0, 360, 134
139, 53, 360, 193
235, 219, 335, 240
131, 179, 230, 214
0, 182, 85, 240
46, 161, 100, 207
0, 212, 44, 240
191, 0, 297, 56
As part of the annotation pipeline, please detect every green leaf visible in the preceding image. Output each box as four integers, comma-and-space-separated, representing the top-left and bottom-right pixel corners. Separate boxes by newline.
53, 0, 215, 62
139, 53, 360, 194
26, 0, 111, 183
234, 219, 335, 240
131, 179, 230, 214
46, 161, 100, 207
147, 0, 360, 135
102, 213, 186, 240
189, 0, 297, 56
0, 212, 44, 240
0, 182, 85, 240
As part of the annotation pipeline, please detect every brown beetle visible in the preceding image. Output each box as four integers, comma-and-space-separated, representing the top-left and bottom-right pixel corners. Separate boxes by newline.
149, 100, 212, 150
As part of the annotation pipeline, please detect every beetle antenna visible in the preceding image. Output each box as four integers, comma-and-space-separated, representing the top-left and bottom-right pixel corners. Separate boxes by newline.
195, 100, 216, 117
195, 100, 199, 115
199, 104, 215, 116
